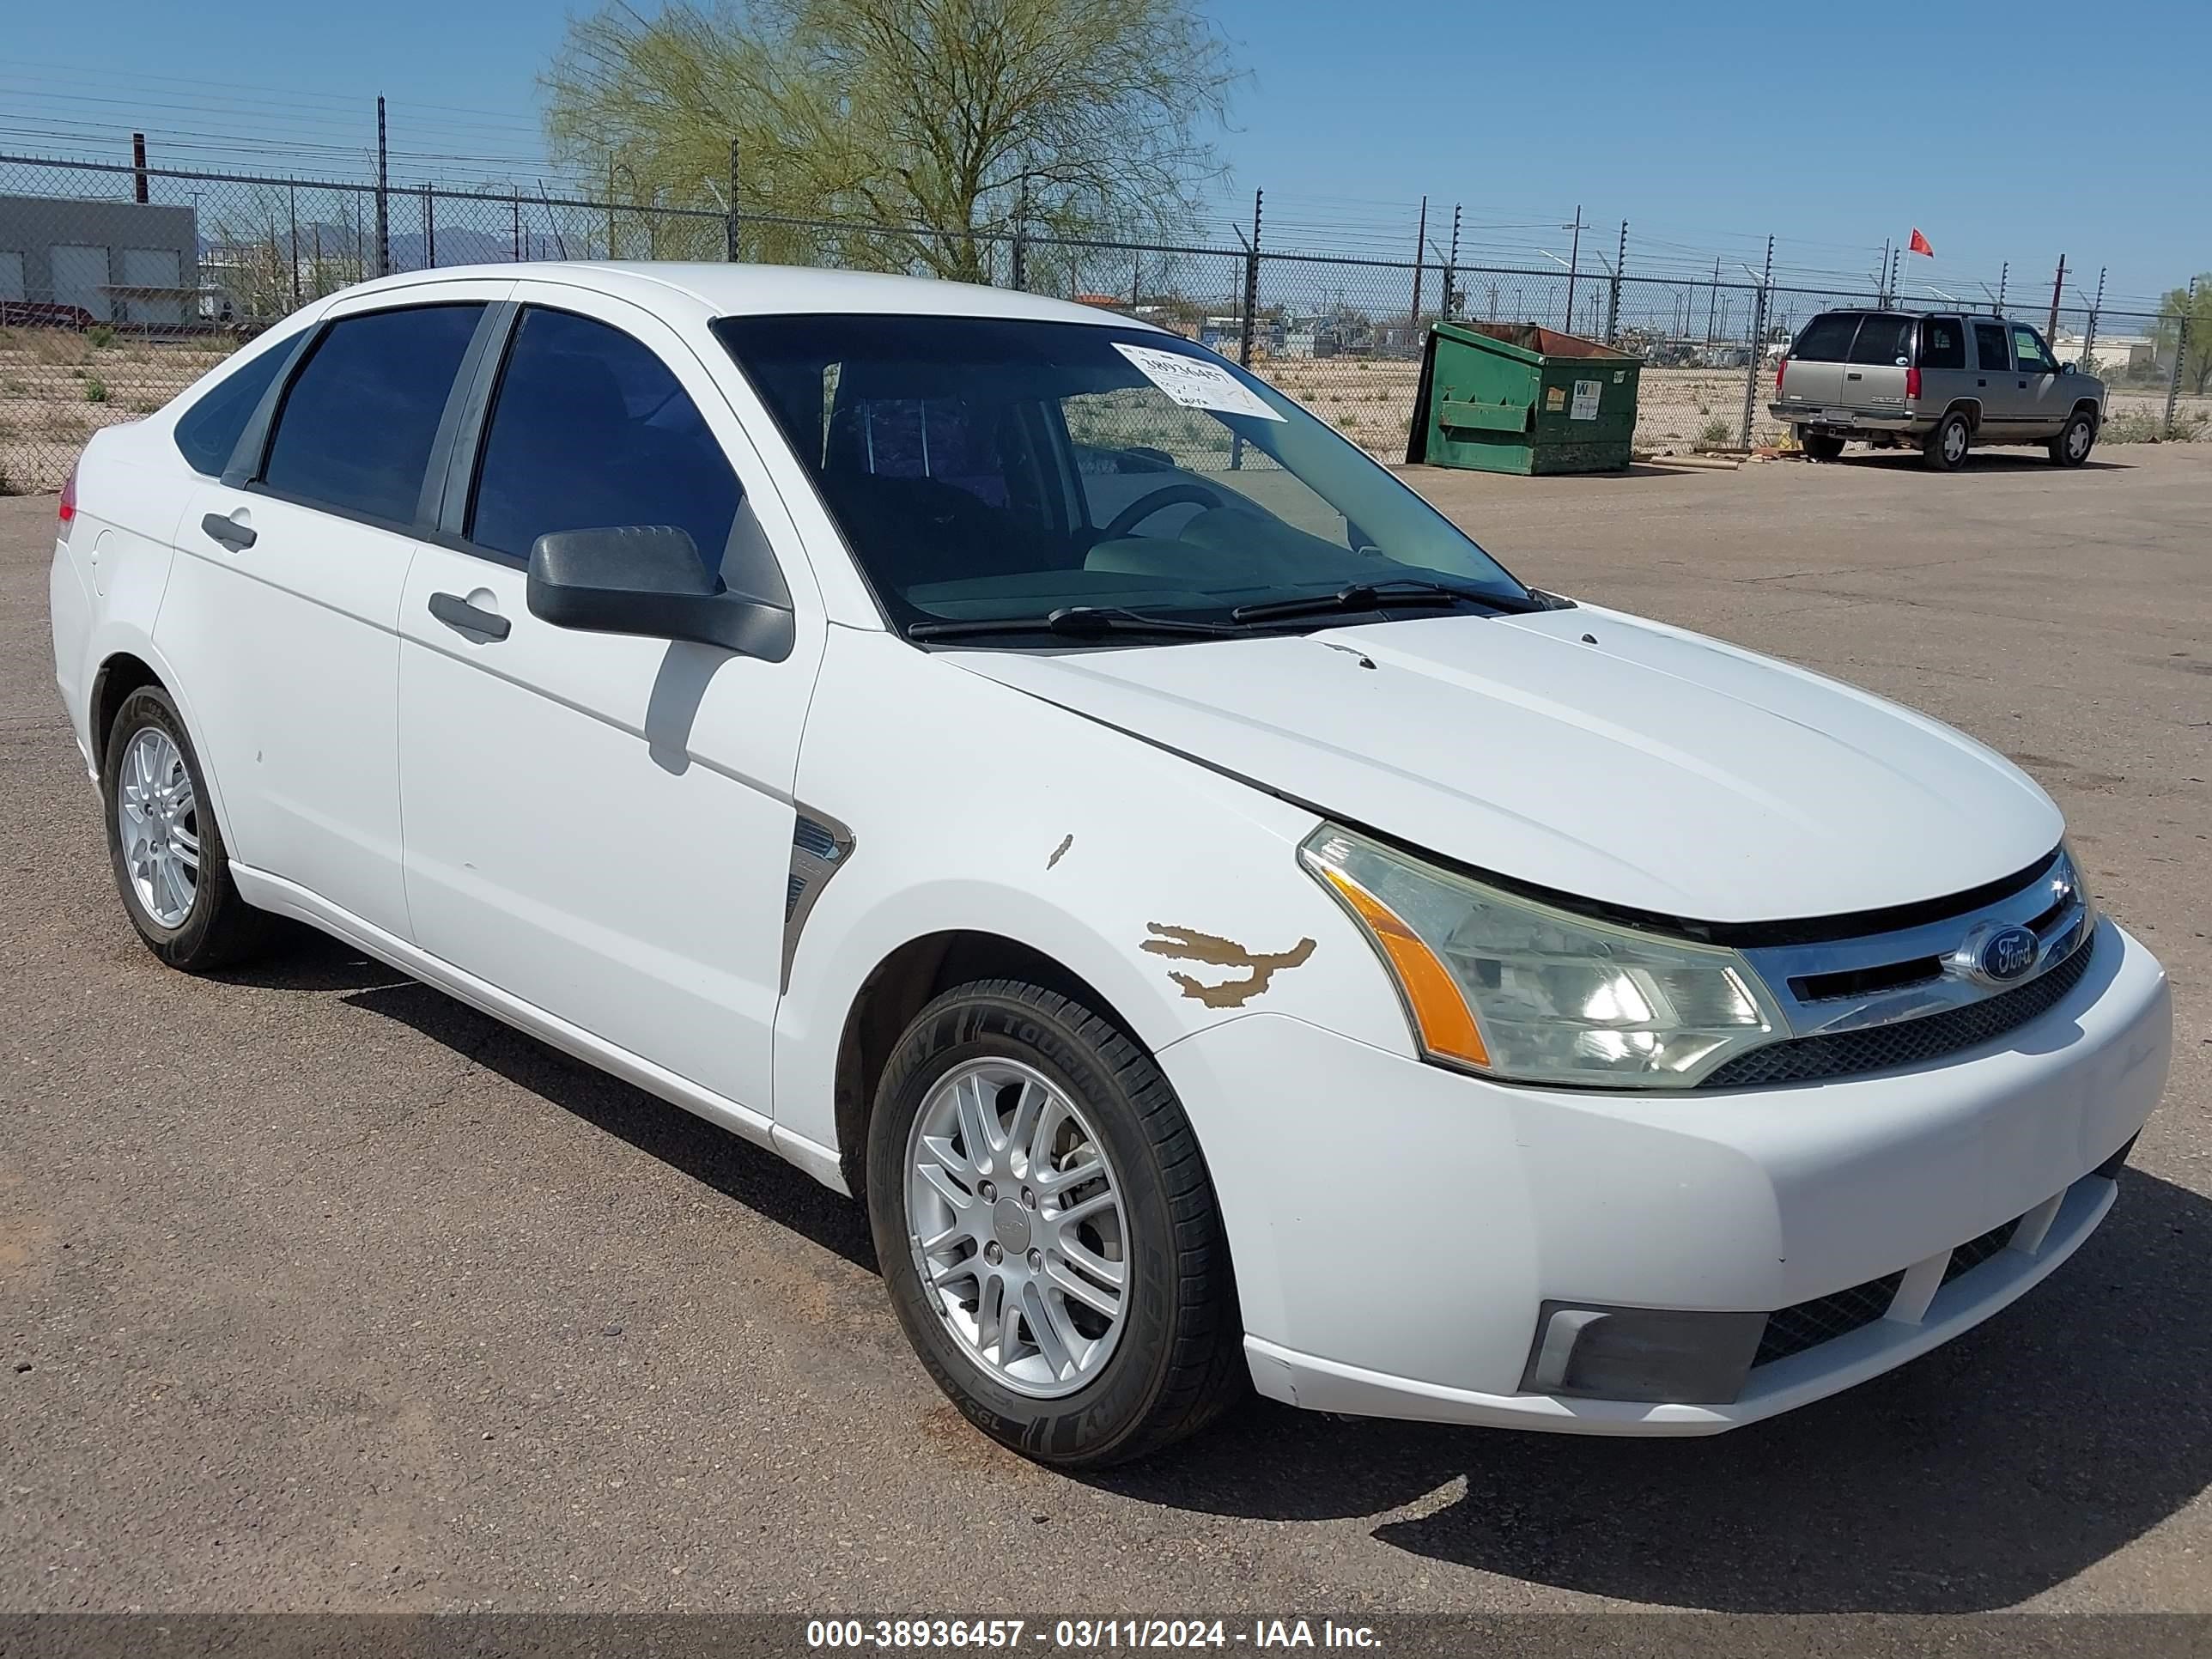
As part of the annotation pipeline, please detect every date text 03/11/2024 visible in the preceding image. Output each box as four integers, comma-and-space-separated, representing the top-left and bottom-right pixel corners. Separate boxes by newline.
805, 1619, 1382, 1649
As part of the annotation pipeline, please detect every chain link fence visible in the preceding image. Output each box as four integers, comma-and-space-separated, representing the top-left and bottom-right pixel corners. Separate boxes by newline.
2, 153, 2201, 494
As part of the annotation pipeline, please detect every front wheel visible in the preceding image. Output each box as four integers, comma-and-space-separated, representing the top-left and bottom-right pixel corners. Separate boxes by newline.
1799, 429, 1845, 461
1923, 410, 1972, 471
866, 980, 1245, 1467
2051, 409, 2096, 466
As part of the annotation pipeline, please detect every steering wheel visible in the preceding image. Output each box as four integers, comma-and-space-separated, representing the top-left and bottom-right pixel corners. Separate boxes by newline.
1100, 483, 1226, 542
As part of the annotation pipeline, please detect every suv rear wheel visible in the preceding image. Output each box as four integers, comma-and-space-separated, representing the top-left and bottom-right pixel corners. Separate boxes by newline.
866, 979, 1245, 1467
2051, 409, 2096, 467
1923, 410, 1972, 471
1799, 429, 1845, 462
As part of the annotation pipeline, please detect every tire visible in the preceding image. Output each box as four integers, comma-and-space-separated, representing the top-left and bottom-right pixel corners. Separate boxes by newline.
1799, 429, 1845, 461
2051, 408, 2096, 466
866, 979, 1245, 1468
1923, 410, 1972, 471
100, 684, 274, 971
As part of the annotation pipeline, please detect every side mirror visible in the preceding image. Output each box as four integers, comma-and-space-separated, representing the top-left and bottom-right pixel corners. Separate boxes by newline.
527, 525, 795, 662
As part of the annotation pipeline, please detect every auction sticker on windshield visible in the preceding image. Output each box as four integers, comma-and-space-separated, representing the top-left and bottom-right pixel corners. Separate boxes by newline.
1114, 342, 1285, 421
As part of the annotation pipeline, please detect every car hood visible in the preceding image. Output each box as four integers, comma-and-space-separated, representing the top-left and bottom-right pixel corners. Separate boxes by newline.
940, 604, 2063, 925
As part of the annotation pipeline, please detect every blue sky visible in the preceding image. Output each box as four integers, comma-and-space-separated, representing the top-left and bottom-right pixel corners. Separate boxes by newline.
3, 0, 2203, 307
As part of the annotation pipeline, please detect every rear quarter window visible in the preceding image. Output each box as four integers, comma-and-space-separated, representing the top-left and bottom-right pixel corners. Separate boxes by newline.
1790, 313, 1861, 362
173, 343, 292, 477
1919, 318, 1966, 370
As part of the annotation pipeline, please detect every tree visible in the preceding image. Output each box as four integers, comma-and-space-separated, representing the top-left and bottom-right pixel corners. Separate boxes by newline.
2153, 275, 2212, 395
543, 0, 1237, 283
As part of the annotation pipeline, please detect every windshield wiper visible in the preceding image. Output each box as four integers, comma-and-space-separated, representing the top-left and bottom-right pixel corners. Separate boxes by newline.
908, 605, 1243, 642
1230, 579, 1544, 625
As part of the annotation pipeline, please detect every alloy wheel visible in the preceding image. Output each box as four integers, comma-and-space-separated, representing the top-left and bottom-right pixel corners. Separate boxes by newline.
904, 1058, 1130, 1398
116, 726, 199, 928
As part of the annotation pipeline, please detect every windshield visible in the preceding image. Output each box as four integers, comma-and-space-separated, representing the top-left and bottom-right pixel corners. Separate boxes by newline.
713, 313, 1529, 638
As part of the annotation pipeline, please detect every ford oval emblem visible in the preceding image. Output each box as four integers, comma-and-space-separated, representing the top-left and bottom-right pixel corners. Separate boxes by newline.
1977, 925, 2039, 984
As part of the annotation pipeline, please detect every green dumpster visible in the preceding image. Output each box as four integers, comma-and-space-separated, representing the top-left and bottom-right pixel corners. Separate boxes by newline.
1406, 322, 1641, 475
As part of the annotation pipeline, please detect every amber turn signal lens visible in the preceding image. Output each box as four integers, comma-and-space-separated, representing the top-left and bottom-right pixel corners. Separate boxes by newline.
1316, 864, 1491, 1068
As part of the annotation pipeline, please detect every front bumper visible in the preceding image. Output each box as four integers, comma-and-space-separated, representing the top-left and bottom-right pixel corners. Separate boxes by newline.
1155, 917, 2169, 1434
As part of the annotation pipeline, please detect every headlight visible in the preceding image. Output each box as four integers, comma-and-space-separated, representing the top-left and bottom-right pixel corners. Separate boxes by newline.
1301, 825, 1786, 1089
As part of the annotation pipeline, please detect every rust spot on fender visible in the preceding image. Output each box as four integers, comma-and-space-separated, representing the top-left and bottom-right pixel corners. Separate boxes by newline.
1048, 834, 1073, 870
1141, 924, 1317, 1009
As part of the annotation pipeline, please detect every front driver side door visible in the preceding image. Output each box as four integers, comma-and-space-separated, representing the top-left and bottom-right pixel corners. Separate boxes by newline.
2010, 323, 2067, 439
395, 291, 824, 1119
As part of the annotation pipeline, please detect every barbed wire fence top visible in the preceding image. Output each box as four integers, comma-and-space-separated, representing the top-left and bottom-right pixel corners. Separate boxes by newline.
0, 150, 2200, 495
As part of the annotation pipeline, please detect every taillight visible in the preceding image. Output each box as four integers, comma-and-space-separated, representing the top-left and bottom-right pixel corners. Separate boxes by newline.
1774, 356, 1788, 391
1905, 366, 1923, 399
57, 464, 77, 540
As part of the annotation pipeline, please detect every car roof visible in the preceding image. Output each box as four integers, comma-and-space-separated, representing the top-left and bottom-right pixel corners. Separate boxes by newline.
331, 260, 1164, 330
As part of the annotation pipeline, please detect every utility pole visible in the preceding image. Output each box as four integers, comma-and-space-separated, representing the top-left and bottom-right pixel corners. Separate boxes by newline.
2046, 252, 2066, 345
2083, 266, 2106, 366
1561, 204, 1584, 334
374, 96, 392, 278
1606, 219, 1626, 343
131, 131, 149, 204
1410, 196, 1428, 339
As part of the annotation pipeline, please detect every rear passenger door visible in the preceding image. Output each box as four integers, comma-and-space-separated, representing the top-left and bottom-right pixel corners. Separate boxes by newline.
1972, 319, 2023, 433
164, 286, 507, 937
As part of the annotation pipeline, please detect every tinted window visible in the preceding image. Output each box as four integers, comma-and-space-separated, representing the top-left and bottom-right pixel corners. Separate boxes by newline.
470, 307, 740, 570
173, 342, 291, 477
1847, 314, 1915, 366
1919, 317, 1966, 370
1791, 313, 1861, 362
2012, 325, 2057, 374
1973, 322, 2011, 373
263, 305, 483, 523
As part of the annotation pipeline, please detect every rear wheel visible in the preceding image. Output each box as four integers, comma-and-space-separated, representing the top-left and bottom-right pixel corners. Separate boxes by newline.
101, 685, 273, 970
1923, 410, 1971, 471
866, 980, 1244, 1468
2051, 409, 2096, 466
1799, 429, 1845, 461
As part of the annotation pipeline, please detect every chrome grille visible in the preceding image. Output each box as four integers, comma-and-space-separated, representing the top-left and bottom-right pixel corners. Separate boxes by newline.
1705, 933, 2094, 1088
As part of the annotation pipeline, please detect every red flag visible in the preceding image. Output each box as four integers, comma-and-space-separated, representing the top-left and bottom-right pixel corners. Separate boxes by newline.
1908, 228, 1935, 257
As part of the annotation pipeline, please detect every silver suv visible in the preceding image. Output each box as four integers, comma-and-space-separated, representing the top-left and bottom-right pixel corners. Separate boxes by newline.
1771, 309, 2105, 471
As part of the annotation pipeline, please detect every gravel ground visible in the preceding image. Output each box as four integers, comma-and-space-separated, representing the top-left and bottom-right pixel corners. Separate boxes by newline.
2, 444, 2208, 1617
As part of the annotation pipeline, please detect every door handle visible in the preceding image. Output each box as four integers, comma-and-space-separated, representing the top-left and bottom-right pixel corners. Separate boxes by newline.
2017, 380, 2027, 388
1844, 371, 1863, 380
428, 591, 511, 641
200, 512, 255, 550
1977, 378, 1987, 387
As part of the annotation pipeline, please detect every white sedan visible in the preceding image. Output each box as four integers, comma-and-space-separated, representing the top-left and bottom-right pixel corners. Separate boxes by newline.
48, 263, 2171, 1466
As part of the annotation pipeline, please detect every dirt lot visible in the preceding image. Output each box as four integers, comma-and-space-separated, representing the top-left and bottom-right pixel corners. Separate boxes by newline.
2, 447, 2209, 1616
